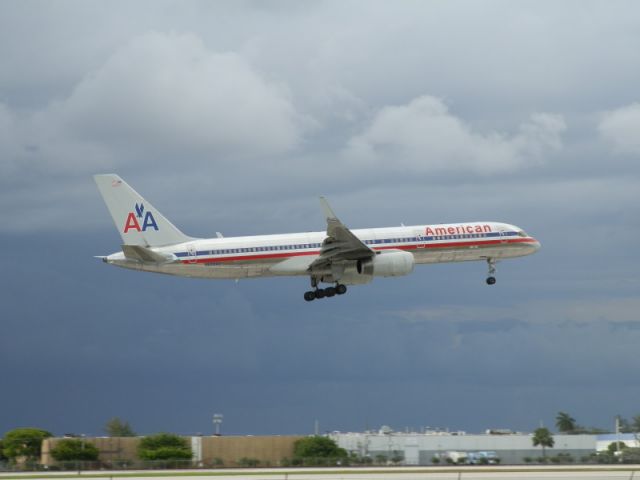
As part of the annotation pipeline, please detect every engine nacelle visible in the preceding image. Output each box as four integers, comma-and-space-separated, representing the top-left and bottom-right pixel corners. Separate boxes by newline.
338, 250, 415, 285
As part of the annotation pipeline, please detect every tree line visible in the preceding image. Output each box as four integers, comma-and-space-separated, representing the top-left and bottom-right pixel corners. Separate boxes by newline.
0, 418, 190, 468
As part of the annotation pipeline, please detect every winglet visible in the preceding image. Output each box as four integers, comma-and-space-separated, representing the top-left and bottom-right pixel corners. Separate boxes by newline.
319, 196, 339, 222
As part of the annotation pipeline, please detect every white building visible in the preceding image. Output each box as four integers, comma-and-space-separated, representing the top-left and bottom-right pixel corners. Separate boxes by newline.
330, 428, 598, 465
596, 434, 640, 452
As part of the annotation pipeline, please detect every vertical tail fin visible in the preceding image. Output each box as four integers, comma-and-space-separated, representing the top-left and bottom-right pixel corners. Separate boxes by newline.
94, 174, 193, 247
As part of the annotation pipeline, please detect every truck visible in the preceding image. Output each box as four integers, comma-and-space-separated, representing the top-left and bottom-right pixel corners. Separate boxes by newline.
466, 451, 500, 464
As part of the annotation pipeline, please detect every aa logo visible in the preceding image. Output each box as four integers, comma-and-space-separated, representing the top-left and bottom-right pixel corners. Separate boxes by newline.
123, 203, 159, 233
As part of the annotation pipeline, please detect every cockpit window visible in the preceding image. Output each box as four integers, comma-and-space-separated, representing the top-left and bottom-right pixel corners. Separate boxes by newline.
517, 230, 528, 237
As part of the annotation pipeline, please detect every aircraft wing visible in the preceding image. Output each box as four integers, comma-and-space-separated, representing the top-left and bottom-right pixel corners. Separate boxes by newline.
309, 197, 374, 271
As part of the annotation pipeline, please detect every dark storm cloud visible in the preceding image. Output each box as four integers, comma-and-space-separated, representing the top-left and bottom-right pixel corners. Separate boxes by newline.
1, 0, 640, 437
4, 232, 640, 435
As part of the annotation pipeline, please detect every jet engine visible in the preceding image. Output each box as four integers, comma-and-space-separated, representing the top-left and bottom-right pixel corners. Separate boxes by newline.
338, 250, 415, 285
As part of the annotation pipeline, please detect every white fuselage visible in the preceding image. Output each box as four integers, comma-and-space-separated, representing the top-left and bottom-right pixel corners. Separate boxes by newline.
105, 221, 540, 280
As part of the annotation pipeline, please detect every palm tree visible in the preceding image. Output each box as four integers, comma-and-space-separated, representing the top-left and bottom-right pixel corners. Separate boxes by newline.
632, 415, 640, 432
532, 427, 554, 458
555, 412, 577, 433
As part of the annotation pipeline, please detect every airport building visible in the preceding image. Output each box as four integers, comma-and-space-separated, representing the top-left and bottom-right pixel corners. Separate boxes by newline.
329, 428, 599, 465
39, 429, 633, 468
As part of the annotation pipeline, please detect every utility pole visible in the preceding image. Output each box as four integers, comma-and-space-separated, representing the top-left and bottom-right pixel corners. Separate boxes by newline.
78, 434, 85, 474
616, 415, 621, 460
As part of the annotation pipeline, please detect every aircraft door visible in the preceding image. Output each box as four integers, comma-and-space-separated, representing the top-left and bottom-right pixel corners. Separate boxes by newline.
187, 243, 197, 263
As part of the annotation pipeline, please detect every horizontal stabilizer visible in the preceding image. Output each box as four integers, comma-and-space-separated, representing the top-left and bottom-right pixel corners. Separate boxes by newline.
121, 245, 178, 264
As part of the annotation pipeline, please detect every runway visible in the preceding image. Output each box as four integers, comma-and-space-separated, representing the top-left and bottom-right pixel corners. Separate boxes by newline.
1, 466, 640, 480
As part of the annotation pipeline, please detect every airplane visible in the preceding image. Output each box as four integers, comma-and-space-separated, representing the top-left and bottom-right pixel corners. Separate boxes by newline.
94, 174, 540, 301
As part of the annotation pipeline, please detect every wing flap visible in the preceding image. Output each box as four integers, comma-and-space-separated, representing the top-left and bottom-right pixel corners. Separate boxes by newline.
309, 198, 374, 272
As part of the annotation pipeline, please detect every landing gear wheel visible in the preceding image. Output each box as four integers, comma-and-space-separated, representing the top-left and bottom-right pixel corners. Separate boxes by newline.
305, 277, 347, 300
485, 258, 497, 286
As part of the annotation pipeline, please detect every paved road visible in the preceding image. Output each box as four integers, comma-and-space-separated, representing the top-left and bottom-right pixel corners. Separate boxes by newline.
1, 466, 639, 480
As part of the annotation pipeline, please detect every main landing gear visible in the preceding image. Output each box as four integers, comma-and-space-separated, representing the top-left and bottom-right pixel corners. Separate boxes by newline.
304, 278, 348, 301
486, 258, 497, 285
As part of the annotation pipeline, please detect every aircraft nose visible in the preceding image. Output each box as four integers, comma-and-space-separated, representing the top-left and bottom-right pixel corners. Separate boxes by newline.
530, 238, 541, 252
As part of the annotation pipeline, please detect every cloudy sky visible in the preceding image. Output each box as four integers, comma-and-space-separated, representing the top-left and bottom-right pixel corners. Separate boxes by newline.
2, 0, 640, 438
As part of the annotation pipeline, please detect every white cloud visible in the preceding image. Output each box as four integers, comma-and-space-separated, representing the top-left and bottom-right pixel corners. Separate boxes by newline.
0, 31, 307, 181
598, 103, 640, 155
343, 96, 566, 175
52, 32, 303, 159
